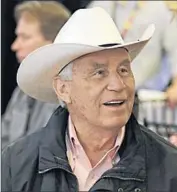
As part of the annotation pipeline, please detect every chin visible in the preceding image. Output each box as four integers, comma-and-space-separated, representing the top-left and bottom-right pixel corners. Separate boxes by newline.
101, 115, 130, 130
17, 56, 25, 63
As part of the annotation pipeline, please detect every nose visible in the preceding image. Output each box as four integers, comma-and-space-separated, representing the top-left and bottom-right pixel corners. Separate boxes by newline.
107, 73, 126, 92
11, 38, 20, 51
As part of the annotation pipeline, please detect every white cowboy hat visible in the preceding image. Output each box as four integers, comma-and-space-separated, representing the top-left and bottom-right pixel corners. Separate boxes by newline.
17, 7, 155, 103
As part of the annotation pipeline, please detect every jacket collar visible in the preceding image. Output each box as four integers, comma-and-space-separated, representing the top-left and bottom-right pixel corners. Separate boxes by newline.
103, 114, 146, 181
38, 107, 146, 180
38, 107, 71, 173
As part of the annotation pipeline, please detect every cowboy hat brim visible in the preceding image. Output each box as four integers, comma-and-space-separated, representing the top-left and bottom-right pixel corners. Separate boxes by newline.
17, 25, 155, 103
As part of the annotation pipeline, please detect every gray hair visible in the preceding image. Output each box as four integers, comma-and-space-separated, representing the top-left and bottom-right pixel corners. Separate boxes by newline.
57, 62, 73, 108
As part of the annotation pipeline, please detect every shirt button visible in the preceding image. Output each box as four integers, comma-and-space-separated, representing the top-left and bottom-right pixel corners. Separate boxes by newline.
134, 188, 141, 192
117, 188, 124, 192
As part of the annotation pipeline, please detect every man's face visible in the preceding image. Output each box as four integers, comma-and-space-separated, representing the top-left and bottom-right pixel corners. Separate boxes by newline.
11, 13, 51, 63
68, 48, 135, 130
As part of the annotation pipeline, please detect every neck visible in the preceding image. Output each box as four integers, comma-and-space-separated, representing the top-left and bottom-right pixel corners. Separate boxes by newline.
78, 125, 119, 152
69, 114, 123, 166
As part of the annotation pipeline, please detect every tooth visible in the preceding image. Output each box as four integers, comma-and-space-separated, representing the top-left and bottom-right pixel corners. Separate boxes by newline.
110, 101, 122, 104
106, 101, 123, 104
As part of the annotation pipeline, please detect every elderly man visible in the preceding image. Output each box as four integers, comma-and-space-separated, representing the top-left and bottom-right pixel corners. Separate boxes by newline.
2, 7, 177, 192
1, 1, 70, 148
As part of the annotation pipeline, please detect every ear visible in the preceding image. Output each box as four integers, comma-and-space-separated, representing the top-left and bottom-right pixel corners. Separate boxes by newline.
53, 77, 71, 104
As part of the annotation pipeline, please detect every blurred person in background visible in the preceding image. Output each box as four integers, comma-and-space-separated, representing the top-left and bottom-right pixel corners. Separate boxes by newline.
1, 1, 70, 149
88, 1, 177, 107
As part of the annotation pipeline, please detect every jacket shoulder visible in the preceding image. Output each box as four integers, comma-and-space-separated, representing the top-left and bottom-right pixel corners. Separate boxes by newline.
139, 125, 177, 188
140, 125, 177, 154
3, 126, 45, 153
1, 128, 47, 191
2, 127, 46, 176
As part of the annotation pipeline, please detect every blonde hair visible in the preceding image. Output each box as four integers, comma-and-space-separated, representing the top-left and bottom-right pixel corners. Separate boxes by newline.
14, 1, 70, 41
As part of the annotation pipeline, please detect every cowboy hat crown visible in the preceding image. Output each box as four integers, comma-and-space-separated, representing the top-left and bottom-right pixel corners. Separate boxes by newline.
54, 7, 124, 46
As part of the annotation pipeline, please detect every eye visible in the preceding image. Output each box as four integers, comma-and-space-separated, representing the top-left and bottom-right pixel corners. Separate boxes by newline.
96, 70, 105, 75
21, 34, 31, 40
120, 67, 128, 73
93, 69, 107, 78
119, 66, 131, 76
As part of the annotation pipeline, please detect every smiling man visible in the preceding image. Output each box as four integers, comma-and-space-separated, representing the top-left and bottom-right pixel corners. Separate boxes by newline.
2, 7, 177, 192
63, 49, 134, 131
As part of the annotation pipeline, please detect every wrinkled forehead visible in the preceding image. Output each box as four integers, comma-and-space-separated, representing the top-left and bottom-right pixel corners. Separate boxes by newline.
72, 48, 130, 70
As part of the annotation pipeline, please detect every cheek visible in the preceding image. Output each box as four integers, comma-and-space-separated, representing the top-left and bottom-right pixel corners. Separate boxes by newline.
70, 80, 103, 110
70, 86, 95, 120
126, 77, 135, 94
24, 38, 44, 52
70, 82, 88, 105
125, 78, 135, 104
71, 83, 93, 105
21, 42, 36, 54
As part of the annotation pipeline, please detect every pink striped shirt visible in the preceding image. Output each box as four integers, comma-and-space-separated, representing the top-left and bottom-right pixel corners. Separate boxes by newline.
66, 116, 125, 191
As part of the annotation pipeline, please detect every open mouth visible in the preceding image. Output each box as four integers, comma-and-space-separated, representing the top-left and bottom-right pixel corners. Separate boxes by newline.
103, 100, 125, 106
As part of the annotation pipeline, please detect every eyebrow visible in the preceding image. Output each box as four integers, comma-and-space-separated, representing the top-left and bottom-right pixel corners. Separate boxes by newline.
119, 58, 131, 66
90, 58, 130, 70
91, 63, 107, 69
